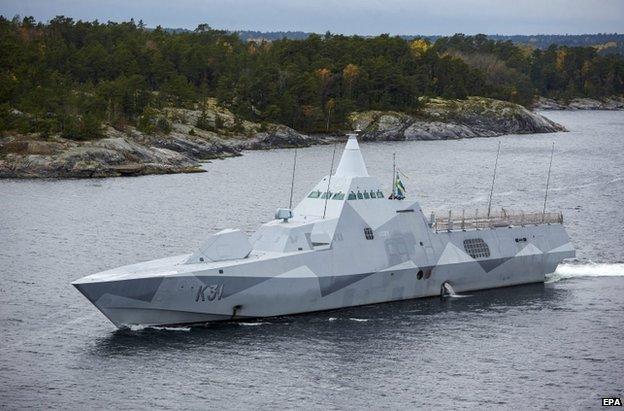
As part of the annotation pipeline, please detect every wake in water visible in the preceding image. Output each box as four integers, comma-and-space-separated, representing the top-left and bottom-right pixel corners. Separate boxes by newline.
128, 324, 191, 332
547, 262, 624, 283
325, 317, 370, 322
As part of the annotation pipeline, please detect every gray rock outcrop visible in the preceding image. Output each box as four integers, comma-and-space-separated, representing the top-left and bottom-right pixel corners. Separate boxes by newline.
534, 96, 624, 110
351, 97, 565, 141
1, 97, 567, 179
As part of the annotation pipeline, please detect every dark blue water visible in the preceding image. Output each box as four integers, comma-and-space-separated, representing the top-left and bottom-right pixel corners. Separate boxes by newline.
1, 111, 623, 409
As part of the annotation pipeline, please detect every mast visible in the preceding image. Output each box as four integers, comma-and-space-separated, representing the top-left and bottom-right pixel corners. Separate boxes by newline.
322, 143, 337, 219
391, 152, 396, 198
542, 142, 555, 221
288, 148, 297, 209
486, 141, 501, 219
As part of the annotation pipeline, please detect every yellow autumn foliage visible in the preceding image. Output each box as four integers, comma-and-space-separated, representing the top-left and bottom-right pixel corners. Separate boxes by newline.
409, 39, 430, 57
315, 68, 331, 81
555, 50, 566, 71
343, 64, 360, 80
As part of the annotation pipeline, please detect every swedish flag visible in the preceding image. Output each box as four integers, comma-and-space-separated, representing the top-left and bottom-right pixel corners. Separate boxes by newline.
395, 174, 406, 199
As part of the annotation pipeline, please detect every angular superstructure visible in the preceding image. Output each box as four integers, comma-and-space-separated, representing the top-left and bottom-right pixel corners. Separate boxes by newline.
73, 134, 575, 328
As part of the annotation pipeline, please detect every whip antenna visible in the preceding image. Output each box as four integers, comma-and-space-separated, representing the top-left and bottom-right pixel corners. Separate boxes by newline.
322, 143, 338, 219
486, 141, 501, 218
542, 142, 555, 221
288, 148, 297, 209
391, 152, 396, 198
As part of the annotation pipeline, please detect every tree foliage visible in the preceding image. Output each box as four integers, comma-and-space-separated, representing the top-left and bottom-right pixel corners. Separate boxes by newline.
1, 17, 623, 137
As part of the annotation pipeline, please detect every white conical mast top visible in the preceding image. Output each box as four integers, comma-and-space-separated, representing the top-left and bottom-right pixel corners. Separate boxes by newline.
334, 133, 369, 177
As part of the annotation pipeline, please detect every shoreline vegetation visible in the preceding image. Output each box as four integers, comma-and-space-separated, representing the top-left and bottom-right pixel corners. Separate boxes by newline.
0, 97, 566, 178
1, 16, 623, 178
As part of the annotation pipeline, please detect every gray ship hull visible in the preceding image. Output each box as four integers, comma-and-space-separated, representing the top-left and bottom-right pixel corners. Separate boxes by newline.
73, 135, 575, 328
73, 224, 573, 328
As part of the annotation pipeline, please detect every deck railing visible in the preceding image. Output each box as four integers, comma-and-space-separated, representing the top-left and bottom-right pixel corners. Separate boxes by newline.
430, 209, 563, 232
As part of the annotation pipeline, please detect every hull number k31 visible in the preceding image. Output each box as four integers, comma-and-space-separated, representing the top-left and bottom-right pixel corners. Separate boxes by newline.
195, 284, 224, 302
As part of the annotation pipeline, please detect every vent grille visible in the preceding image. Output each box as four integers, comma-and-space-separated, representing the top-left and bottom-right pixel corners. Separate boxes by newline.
463, 238, 490, 259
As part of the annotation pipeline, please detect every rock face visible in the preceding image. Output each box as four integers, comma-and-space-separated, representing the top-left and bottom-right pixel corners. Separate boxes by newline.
0, 127, 317, 178
351, 97, 565, 141
1, 97, 566, 179
236, 126, 317, 150
0, 103, 319, 178
534, 96, 624, 110
0, 134, 201, 179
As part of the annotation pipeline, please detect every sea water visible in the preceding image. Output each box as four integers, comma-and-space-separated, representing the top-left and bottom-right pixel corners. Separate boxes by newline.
1, 111, 623, 409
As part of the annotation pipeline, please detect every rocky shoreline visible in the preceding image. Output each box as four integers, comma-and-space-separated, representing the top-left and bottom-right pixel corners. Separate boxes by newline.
0, 126, 321, 179
534, 96, 624, 110
0, 97, 566, 179
351, 97, 564, 141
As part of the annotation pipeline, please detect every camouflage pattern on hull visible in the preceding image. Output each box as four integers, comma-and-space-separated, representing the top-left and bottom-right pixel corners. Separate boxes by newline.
73, 135, 575, 328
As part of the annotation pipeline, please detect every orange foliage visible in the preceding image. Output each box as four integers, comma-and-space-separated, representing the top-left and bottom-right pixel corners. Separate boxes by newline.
343, 63, 360, 80
315, 68, 331, 81
247, 42, 258, 54
302, 105, 316, 117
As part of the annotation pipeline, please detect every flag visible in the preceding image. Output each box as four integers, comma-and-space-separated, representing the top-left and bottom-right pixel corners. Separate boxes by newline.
395, 173, 406, 199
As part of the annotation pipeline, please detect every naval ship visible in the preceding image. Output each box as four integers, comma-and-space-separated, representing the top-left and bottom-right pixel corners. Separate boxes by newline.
73, 134, 575, 328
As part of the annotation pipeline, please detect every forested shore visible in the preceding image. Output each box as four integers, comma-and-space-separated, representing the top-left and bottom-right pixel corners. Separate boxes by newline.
1, 16, 623, 137
0, 16, 622, 178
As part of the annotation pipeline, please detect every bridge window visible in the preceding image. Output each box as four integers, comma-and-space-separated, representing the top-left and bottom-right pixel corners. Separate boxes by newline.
348, 192, 356, 200
377, 190, 384, 198
364, 227, 374, 240
357, 191, 364, 200
308, 191, 321, 198
321, 191, 332, 199
332, 192, 345, 200
363, 191, 370, 199
370, 190, 377, 198
463, 238, 491, 259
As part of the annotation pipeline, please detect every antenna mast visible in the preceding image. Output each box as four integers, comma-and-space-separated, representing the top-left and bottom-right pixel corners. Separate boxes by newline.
322, 143, 338, 219
391, 152, 396, 198
288, 148, 297, 209
542, 142, 555, 221
486, 141, 501, 218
